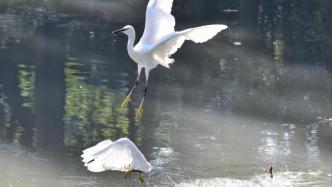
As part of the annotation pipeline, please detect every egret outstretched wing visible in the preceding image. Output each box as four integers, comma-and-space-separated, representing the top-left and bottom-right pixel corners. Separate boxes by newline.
82, 138, 152, 173
137, 0, 175, 46
153, 24, 228, 68
82, 139, 113, 163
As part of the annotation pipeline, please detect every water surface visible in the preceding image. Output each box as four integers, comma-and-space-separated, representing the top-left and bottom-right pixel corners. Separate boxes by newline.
0, 0, 331, 186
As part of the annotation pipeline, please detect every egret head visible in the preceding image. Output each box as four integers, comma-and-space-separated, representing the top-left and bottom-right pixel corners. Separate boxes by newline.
112, 25, 134, 36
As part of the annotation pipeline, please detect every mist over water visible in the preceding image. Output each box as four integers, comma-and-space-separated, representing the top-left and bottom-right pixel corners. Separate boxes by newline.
0, 0, 331, 186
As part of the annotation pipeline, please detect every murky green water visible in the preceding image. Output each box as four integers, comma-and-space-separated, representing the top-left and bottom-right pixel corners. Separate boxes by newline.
0, 0, 331, 186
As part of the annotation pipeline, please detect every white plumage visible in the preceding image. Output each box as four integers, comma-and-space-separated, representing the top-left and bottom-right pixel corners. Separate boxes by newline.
138, 0, 175, 46
114, 0, 228, 117
152, 24, 228, 68
81, 138, 152, 173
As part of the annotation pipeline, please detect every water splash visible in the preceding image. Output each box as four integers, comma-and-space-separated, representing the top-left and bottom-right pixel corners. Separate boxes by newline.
176, 171, 329, 187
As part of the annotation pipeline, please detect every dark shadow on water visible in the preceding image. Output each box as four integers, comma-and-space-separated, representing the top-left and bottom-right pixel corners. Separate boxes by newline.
33, 20, 66, 153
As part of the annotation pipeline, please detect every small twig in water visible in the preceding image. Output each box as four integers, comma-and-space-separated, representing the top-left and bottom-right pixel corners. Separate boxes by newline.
268, 166, 273, 178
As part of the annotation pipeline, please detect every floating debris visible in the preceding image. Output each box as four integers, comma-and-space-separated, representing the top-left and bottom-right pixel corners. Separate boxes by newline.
222, 9, 239, 13
233, 41, 242, 46
268, 166, 273, 178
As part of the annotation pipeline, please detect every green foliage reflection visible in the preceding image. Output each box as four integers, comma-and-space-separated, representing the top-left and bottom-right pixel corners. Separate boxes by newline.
64, 58, 129, 147
18, 64, 35, 111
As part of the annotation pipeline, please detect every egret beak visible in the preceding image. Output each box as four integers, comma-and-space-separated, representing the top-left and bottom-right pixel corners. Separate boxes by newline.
112, 28, 126, 34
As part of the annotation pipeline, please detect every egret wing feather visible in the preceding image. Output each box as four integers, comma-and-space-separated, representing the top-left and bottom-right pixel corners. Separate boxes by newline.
102, 143, 132, 171
138, 0, 175, 46
82, 138, 152, 173
182, 24, 228, 43
153, 33, 186, 68
81, 139, 112, 163
153, 24, 228, 68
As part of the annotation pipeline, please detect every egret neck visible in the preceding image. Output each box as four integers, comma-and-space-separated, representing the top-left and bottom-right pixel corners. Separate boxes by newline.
126, 28, 136, 60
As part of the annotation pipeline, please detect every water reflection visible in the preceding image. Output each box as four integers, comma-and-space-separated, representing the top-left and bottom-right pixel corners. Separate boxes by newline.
176, 170, 328, 187
0, 14, 34, 49
64, 57, 131, 147
0, 0, 331, 186
18, 64, 35, 110
305, 123, 320, 162
258, 128, 293, 164
150, 147, 176, 169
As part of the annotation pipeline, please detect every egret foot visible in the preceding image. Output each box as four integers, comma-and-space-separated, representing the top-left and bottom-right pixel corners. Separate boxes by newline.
135, 86, 147, 120
120, 81, 139, 111
124, 170, 132, 179
138, 175, 146, 185
120, 94, 132, 111
135, 105, 144, 120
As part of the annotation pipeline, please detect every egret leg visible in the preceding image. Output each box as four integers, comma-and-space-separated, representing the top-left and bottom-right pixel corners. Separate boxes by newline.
120, 81, 138, 110
138, 171, 146, 185
124, 170, 132, 179
135, 69, 149, 120
120, 66, 142, 111
135, 86, 147, 120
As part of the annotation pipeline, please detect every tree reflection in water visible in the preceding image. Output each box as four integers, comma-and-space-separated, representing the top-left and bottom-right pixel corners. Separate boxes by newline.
0, 0, 331, 186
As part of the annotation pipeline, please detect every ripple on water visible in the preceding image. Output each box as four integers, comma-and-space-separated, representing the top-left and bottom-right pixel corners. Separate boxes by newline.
150, 147, 176, 169
176, 171, 330, 187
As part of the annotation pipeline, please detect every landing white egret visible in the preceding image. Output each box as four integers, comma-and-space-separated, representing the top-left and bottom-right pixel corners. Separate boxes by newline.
113, 0, 228, 118
82, 138, 152, 184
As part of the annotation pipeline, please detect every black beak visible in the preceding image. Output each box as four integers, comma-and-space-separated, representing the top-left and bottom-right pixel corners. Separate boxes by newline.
112, 28, 126, 34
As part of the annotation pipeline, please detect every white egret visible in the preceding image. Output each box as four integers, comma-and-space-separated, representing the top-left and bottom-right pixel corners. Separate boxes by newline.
82, 138, 152, 184
113, 0, 228, 118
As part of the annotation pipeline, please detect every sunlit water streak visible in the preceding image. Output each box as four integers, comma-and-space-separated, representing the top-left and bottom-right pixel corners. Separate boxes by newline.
176, 171, 330, 187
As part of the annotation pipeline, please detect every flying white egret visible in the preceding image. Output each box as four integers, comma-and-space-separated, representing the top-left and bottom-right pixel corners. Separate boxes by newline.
113, 0, 228, 118
82, 138, 152, 184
